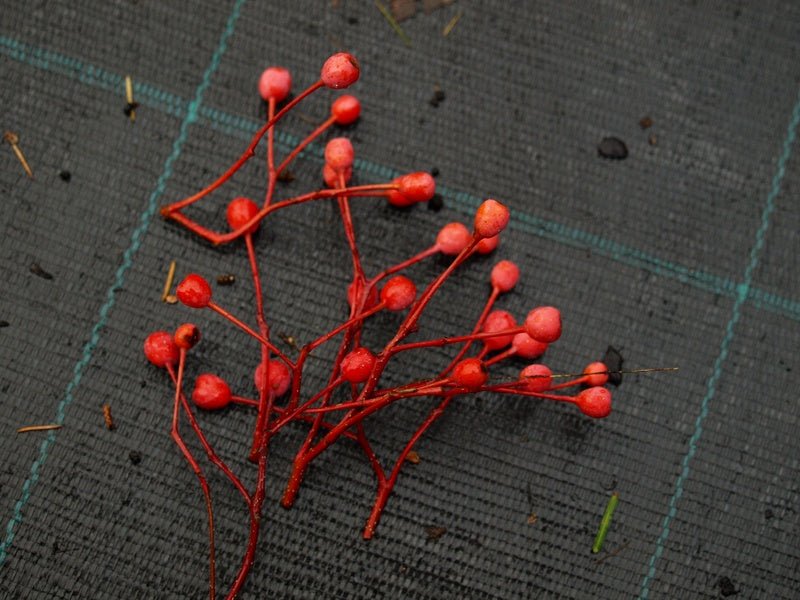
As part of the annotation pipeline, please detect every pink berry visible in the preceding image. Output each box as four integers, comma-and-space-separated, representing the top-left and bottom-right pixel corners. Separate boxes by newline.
395, 172, 435, 203
583, 361, 609, 387
476, 235, 499, 254
226, 197, 260, 234
254, 360, 292, 397
576, 387, 612, 418
176, 274, 212, 309
525, 306, 562, 343
511, 332, 548, 360
331, 95, 361, 125
436, 222, 472, 255
143, 331, 179, 368
258, 67, 292, 102
323, 163, 352, 188
174, 323, 200, 350
324, 137, 355, 170
452, 358, 488, 389
490, 260, 520, 293
482, 310, 517, 351
380, 275, 416, 311
192, 373, 232, 410
474, 199, 510, 239
321, 53, 360, 89
520, 364, 552, 392
341, 347, 376, 383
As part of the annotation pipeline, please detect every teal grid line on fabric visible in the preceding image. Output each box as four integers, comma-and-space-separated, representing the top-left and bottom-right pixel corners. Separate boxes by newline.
638, 85, 800, 599
0, 0, 247, 568
2, 34, 800, 323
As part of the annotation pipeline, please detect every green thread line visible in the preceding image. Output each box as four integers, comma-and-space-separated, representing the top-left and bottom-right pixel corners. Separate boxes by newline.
638, 86, 800, 599
2, 34, 799, 322
0, 0, 246, 567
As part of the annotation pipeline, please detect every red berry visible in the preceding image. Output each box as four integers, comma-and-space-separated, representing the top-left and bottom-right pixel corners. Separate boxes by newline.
226, 197, 260, 234
380, 275, 416, 311
520, 364, 552, 392
452, 358, 488, 389
476, 234, 499, 254
174, 323, 200, 350
143, 331, 179, 368
258, 67, 292, 102
490, 260, 520, 293
254, 360, 292, 397
341, 347, 376, 383
176, 274, 212, 309
331, 95, 361, 125
324, 137, 355, 170
511, 332, 548, 360
321, 53, 360, 89
395, 172, 435, 203
583, 361, 609, 387
323, 163, 352, 188
474, 199, 510, 239
524, 306, 562, 343
482, 310, 517, 351
192, 373, 232, 410
386, 189, 415, 208
436, 222, 472, 255
576, 387, 612, 418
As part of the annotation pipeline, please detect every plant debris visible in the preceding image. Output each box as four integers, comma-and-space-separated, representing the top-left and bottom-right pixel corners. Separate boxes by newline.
602, 346, 624, 386
376, 1, 412, 46
102, 403, 116, 431
428, 193, 444, 211
648, 133, 657, 146
30, 262, 53, 280
424, 525, 447, 540
442, 10, 462, 36
3, 131, 34, 179
597, 137, 628, 160
405, 450, 421, 464
17, 424, 62, 434
718, 576, 738, 597
429, 86, 445, 107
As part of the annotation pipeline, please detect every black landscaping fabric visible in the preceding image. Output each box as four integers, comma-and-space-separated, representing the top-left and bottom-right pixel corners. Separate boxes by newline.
1, 2, 799, 598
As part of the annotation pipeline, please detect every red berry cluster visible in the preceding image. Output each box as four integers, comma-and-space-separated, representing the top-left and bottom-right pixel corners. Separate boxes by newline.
147, 53, 615, 599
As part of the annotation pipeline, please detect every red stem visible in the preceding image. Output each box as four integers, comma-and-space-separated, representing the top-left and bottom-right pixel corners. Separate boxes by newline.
161, 81, 324, 216
170, 351, 216, 600
362, 395, 454, 539
207, 301, 292, 368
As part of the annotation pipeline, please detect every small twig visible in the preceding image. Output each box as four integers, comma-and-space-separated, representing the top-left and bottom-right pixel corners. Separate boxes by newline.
442, 10, 462, 37
162, 260, 177, 302
594, 540, 630, 565
3, 131, 34, 179
124, 75, 138, 122
547, 367, 678, 381
102, 403, 116, 430
17, 424, 62, 434
375, 1, 412, 47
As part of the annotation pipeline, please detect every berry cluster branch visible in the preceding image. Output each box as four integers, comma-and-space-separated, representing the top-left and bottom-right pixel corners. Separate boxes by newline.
144, 53, 616, 599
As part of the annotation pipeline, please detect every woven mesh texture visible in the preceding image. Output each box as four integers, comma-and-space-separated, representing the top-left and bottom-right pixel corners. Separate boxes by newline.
2, 1, 799, 598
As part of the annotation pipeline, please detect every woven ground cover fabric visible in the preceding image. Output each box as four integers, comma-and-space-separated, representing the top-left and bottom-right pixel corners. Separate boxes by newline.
1, 1, 799, 598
